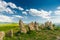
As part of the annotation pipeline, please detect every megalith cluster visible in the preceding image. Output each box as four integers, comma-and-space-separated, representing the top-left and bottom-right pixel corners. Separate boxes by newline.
19, 20, 54, 33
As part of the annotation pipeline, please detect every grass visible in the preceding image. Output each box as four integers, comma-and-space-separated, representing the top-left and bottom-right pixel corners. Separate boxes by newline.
0, 23, 60, 40
0, 23, 19, 31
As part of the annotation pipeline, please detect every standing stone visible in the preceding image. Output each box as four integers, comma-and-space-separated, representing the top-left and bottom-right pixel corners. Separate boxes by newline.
49, 21, 54, 30
45, 21, 49, 27
40, 24, 45, 29
28, 22, 35, 31
34, 21, 39, 31
45, 21, 54, 30
19, 20, 27, 33
0, 31, 5, 40
7, 29, 13, 37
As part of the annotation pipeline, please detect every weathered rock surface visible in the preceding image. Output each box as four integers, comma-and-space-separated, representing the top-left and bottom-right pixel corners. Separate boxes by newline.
34, 22, 39, 31
45, 21, 54, 30
19, 20, 27, 33
28, 22, 35, 31
56, 36, 60, 40
40, 24, 45, 29
0, 31, 5, 40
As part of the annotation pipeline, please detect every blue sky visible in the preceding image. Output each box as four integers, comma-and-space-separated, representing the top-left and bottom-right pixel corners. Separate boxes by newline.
0, 0, 60, 24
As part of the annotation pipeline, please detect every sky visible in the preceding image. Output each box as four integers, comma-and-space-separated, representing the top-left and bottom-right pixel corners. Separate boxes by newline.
0, 0, 60, 24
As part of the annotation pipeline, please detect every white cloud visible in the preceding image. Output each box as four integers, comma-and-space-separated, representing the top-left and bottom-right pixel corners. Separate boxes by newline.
5, 7, 13, 14
50, 16, 60, 23
0, 14, 24, 22
0, 0, 25, 22
0, 15, 13, 22
22, 11, 27, 15
54, 6, 60, 15
0, 0, 14, 14
0, 1, 7, 11
29, 9, 41, 16
54, 10, 60, 15
8, 2, 17, 8
0, 0, 24, 14
18, 7, 24, 11
13, 15, 24, 18
8, 2, 24, 11
29, 9, 52, 19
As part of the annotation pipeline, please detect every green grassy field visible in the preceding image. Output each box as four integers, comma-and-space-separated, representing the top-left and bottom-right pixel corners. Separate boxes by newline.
0, 23, 19, 31
0, 23, 60, 40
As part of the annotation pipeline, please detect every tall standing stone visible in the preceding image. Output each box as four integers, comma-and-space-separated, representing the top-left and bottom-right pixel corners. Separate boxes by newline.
34, 21, 39, 31
49, 21, 54, 30
28, 22, 35, 31
19, 20, 27, 33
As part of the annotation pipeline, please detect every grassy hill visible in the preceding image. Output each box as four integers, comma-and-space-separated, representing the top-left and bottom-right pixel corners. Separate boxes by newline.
0, 23, 60, 40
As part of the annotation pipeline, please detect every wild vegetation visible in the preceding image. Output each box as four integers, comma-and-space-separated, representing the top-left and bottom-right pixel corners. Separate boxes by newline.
0, 21, 60, 40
